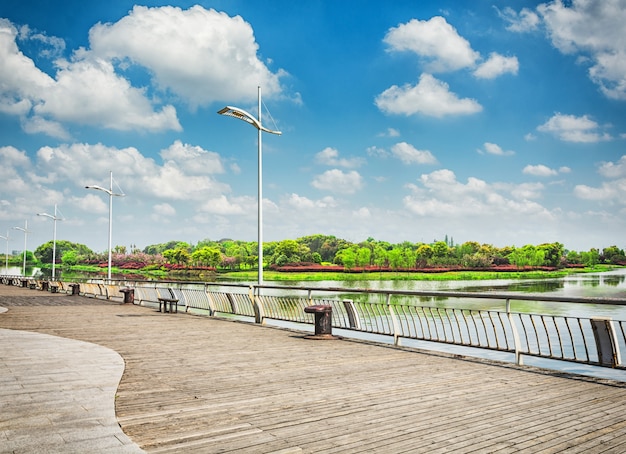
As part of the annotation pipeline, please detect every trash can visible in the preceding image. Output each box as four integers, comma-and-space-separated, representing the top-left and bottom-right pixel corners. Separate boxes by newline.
69, 283, 80, 295
120, 288, 134, 304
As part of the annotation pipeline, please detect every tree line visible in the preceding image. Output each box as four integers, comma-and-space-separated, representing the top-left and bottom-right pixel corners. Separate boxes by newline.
25, 234, 626, 271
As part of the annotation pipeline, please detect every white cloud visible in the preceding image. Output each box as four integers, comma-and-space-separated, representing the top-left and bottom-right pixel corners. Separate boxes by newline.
72, 193, 109, 214
375, 73, 482, 117
311, 169, 363, 194
537, 113, 611, 142
523, 164, 558, 177
384, 16, 479, 72
473, 53, 519, 79
40, 57, 182, 132
598, 155, 626, 178
574, 180, 626, 203
36, 142, 230, 201
199, 195, 247, 215
315, 147, 365, 168
0, 146, 30, 167
496, 7, 540, 32
160, 140, 225, 175
0, 5, 289, 137
88, 5, 285, 107
538, 0, 626, 100
286, 193, 338, 210
478, 142, 515, 156
153, 203, 176, 217
366, 146, 388, 158
390, 142, 437, 165
378, 128, 400, 138
403, 169, 552, 218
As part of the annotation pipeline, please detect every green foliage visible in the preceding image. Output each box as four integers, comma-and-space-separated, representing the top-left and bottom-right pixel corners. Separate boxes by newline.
61, 250, 79, 266
34, 240, 92, 264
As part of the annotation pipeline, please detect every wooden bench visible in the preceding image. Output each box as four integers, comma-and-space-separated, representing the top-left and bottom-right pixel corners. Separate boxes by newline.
158, 297, 179, 313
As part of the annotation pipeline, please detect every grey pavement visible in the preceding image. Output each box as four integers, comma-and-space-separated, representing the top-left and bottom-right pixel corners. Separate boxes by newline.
0, 321, 144, 453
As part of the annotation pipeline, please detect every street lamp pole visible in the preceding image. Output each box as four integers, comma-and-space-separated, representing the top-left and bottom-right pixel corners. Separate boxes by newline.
85, 171, 125, 281
0, 231, 8, 274
37, 204, 63, 279
12, 221, 28, 276
218, 86, 281, 285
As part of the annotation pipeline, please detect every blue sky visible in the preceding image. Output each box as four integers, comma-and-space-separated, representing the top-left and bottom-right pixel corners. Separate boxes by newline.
1, 0, 625, 254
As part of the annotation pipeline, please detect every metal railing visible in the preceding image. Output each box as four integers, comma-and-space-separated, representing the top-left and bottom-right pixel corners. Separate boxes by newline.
3, 275, 625, 370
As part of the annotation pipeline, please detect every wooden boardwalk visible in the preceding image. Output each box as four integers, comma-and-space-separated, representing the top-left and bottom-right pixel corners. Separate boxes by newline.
1, 285, 626, 453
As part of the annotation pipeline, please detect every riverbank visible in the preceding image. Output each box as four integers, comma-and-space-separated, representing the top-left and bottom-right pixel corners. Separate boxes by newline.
34, 263, 623, 282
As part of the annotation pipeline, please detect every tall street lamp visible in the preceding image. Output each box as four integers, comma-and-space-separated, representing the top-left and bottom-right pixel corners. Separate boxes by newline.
0, 230, 9, 274
37, 204, 63, 279
218, 86, 281, 284
12, 221, 29, 276
85, 171, 125, 281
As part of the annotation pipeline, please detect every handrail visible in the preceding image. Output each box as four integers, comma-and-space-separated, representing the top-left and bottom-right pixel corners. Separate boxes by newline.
6, 275, 625, 372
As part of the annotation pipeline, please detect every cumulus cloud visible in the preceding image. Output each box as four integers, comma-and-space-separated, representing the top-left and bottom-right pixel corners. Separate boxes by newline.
574, 180, 626, 203
390, 142, 437, 165
496, 7, 540, 32
383, 16, 479, 72
473, 53, 519, 79
36, 142, 230, 201
403, 169, 552, 218
573, 155, 626, 205
537, 113, 611, 142
523, 164, 558, 177
89, 5, 285, 107
311, 169, 363, 194
286, 193, 338, 210
538, 0, 626, 100
598, 155, 626, 178
153, 203, 176, 217
478, 142, 515, 156
378, 128, 401, 138
160, 140, 225, 175
315, 147, 365, 168
0, 5, 288, 137
375, 73, 482, 117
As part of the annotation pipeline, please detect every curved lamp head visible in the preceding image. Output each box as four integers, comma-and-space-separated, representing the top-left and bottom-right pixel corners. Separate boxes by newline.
218, 106, 282, 135
85, 185, 125, 197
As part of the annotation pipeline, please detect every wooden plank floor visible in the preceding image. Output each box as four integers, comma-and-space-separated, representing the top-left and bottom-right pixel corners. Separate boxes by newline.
1, 285, 626, 453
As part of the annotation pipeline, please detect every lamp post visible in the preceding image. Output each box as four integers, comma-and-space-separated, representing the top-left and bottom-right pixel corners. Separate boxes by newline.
0, 231, 8, 274
85, 171, 125, 281
12, 221, 28, 276
218, 86, 281, 284
37, 204, 63, 279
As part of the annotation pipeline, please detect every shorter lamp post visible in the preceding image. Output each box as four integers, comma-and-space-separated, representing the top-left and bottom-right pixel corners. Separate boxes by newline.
12, 221, 29, 276
37, 204, 63, 279
0, 231, 8, 274
85, 171, 125, 281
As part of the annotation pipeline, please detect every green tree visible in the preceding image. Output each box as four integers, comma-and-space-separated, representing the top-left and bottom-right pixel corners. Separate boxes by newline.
61, 250, 79, 266
356, 247, 371, 267
191, 247, 222, 267
34, 240, 93, 264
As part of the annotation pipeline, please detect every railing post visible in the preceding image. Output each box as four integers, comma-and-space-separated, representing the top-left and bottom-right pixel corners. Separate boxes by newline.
250, 285, 265, 325
387, 293, 401, 346
203, 284, 216, 316
591, 318, 621, 367
343, 299, 361, 329
506, 298, 524, 366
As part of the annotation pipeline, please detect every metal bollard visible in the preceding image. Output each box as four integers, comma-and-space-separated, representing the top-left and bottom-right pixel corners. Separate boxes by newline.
119, 288, 135, 304
304, 304, 337, 339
